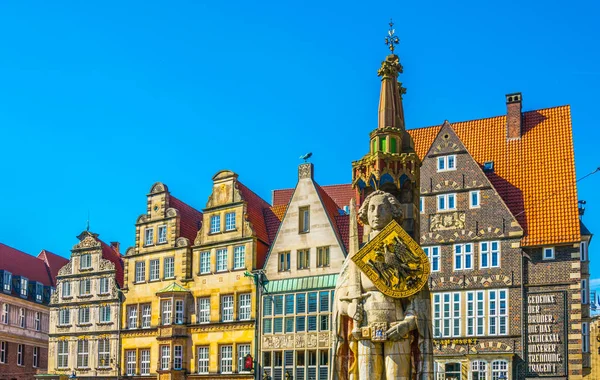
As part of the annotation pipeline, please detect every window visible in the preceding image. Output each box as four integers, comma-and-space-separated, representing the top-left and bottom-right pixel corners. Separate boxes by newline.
164, 256, 175, 279
80, 254, 92, 269
424, 246, 440, 272
174, 345, 183, 370
17, 344, 24, 366
200, 252, 211, 274
141, 304, 151, 328
99, 305, 111, 323
198, 298, 210, 323
297, 249, 310, 269
160, 345, 170, 370
437, 155, 456, 172
98, 339, 110, 368
2, 272, 11, 292
126, 350, 136, 375
33, 346, 39, 368
77, 340, 89, 368
317, 246, 330, 268
420, 197, 424, 214
59, 308, 70, 326
222, 295, 234, 322
135, 261, 146, 283
454, 243, 473, 270
150, 259, 160, 281
1, 304, 9, 324
99, 277, 109, 294
78, 307, 90, 324
234, 246, 246, 269
476, 291, 485, 336
62, 281, 71, 298
35, 311, 41, 331
238, 344, 251, 372
299, 206, 310, 233
278, 251, 290, 272
470, 190, 480, 208
35, 282, 43, 302
489, 290, 508, 335
0, 341, 6, 364
210, 215, 221, 234
128, 305, 138, 328
480, 241, 500, 268
158, 225, 167, 244
145, 228, 154, 246
197, 346, 209, 374
583, 322, 590, 353
581, 241, 589, 262
161, 300, 172, 325
444, 363, 461, 379
239, 294, 251, 321
220, 345, 233, 373
57, 341, 69, 368
543, 247, 555, 260
491, 360, 508, 380
79, 279, 91, 296
216, 249, 228, 272
19, 308, 25, 328
225, 212, 236, 231
140, 349, 150, 375
582, 279, 589, 305
433, 292, 461, 337
437, 193, 456, 211
175, 300, 184, 324
20, 277, 28, 297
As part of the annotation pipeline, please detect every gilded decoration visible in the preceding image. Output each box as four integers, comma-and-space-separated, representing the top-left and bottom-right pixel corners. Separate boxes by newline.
351, 219, 429, 298
430, 212, 466, 231
188, 322, 255, 333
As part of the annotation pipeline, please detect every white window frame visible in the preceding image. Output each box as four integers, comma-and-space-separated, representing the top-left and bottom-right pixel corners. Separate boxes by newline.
233, 246, 246, 270
78, 307, 90, 324
543, 246, 555, 260
35, 282, 43, 302
198, 298, 210, 324
200, 251, 211, 274
2, 272, 11, 291
20, 277, 28, 297
100, 305, 111, 323
435, 292, 461, 338
491, 360, 508, 380
161, 300, 172, 325
216, 248, 228, 272
59, 308, 70, 326
164, 256, 175, 279
150, 259, 160, 281
135, 261, 146, 283
424, 246, 440, 272
480, 241, 500, 269
225, 212, 236, 231
126, 350, 136, 375
17, 343, 24, 366
471, 360, 488, 380
80, 254, 92, 269
237, 344, 251, 373
160, 345, 170, 370
98, 338, 110, 368
99, 277, 109, 294
197, 346, 209, 374
158, 225, 168, 244
469, 190, 480, 208
128, 305, 138, 329
454, 243, 473, 270
239, 293, 251, 321
582, 279, 589, 305
77, 340, 89, 368
33, 346, 39, 368
19, 307, 26, 328
0, 341, 6, 364
79, 278, 91, 296
175, 300, 184, 324
220, 345, 233, 374
145, 227, 154, 246
475, 290, 485, 336
35, 311, 41, 331
62, 281, 71, 298
210, 215, 221, 234
583, 321, 590, 353
581, 241, 589, 262
437, 154, 456, 172
57, 341, 69, 368
141, 304, 151, 328
437, 193, 456, 211
140, 349, 150, 375
222, 295, 234, 322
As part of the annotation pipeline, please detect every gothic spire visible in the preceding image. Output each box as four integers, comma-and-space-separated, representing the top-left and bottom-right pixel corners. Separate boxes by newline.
377, 21, 406, 130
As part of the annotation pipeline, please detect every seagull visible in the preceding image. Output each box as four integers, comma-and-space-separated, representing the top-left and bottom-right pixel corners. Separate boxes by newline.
300, 152, 312, 162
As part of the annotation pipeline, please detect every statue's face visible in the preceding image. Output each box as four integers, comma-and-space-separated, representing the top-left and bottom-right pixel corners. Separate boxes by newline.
367, 194, 393, 231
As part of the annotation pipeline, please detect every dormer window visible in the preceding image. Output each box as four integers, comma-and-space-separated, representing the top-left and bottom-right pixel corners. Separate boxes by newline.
437, 155, 456, 172
80, 254, 92, 270
210, 215, 221, 234
2, 272, 11, 292
35, 283, 44, 302
20, 277, 28, 297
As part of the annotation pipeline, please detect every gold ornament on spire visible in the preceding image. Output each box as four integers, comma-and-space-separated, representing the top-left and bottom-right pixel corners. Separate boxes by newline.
384, 19, 400, 54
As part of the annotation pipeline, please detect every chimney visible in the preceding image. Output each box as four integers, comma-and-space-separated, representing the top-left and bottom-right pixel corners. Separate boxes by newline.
506, 92, 522, 139
110, 241, 120, 254
298, 163, 314, 180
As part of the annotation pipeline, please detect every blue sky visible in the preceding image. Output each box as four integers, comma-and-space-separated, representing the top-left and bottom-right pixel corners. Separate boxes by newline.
1, 1, 599, 285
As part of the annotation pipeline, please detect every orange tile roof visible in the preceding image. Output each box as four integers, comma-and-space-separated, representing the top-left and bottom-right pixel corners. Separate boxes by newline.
237, 182, 272, 245
408, 105, 580, 247
273, 184, 356, 209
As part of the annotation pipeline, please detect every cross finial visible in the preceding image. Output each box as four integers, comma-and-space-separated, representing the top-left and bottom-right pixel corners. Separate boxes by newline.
384, 19, 400, 54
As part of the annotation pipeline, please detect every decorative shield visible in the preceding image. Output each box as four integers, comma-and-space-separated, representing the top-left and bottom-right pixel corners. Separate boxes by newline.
351, 220, 430, 298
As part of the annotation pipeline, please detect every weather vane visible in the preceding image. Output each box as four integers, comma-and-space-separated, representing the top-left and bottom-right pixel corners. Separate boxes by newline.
385, 19, 400, 54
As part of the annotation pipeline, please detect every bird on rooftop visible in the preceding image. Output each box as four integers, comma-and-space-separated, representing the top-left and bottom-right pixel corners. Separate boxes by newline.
300, 152, 312, 162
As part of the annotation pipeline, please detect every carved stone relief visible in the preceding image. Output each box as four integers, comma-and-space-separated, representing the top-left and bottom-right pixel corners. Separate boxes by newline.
430, 212, 465, 231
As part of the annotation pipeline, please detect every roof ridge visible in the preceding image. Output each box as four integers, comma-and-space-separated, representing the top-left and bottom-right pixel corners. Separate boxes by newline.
237, 181, 271, 207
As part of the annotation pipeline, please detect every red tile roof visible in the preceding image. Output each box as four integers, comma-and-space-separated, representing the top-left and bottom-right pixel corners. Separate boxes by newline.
264, 205, 287, 244
408, 105, 580, 246
273, 184, 356, 209
0, 243, 64, 287
100, 241, 124, 288
237, 182, 272, 244
315, 184, 343, 240
169, 196, 203, 244
36, 250, 69, 286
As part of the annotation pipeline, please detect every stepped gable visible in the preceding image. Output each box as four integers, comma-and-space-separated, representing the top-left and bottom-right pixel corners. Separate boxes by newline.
237, 181, 271, 245
169, 196, 203, 243
36, 249, 69, 286
273, 184, 356, 209
409, 105, 579, 246
0, 242, 62, 287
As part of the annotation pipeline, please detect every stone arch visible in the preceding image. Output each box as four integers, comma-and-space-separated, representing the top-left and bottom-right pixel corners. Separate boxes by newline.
149, 182, 168, 194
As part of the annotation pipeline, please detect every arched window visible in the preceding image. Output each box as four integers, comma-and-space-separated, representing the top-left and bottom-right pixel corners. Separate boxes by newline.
491, 360, 508, 380
471, 360, 487, 380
